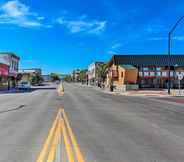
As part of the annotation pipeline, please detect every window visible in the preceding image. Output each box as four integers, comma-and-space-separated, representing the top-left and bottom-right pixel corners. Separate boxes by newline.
121, 72, 124, 78
144, 72, 149, 76
139, 72, 143, 77
150, 72, 155, 76
143, 67, 148, 71
157, 72, 161, 76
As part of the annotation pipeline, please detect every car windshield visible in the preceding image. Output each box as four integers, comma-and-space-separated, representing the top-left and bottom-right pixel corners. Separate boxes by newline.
0, 1, 184, 162
21, 82, 28, 84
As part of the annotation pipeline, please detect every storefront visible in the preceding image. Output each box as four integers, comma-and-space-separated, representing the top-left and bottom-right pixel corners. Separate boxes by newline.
0, 63, 9, 90
108, 55, 184, 89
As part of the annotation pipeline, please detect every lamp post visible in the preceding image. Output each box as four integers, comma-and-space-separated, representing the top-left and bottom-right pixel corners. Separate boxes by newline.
168, 16, 184, 94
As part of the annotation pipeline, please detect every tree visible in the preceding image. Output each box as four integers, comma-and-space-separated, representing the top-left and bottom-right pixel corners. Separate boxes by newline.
29, 73, 43, 85
16, 73, 23, 82
50, 73, 60, 82
64, 75, 73, 82
79, 70, 87, 84
96, 63, 108, 87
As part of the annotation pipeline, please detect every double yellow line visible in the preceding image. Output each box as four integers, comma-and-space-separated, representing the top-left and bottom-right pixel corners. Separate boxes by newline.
36, 108, 85, 162
57, 83, 64, 96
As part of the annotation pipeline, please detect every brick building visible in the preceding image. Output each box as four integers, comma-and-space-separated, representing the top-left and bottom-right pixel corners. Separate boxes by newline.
107, 55, 184, 90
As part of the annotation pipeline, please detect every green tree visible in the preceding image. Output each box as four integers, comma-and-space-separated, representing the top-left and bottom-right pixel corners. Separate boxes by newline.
64, 75, 73, 82
79, 70, 87, 84
50, 73, 61, 82
29, 74, 43, 85
16, 73, 23, 82
96, 63, 108, 86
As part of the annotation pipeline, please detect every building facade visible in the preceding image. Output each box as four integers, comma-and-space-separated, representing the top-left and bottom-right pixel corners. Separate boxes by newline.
19, 68, 42, 82
0, 63, 9, 90
108, 55, 184, 90
72, 69, 81, 82
42, 75, 51, 82
88, 62, 104, 85
107, 63, 138, 91
0, 52, 20, 89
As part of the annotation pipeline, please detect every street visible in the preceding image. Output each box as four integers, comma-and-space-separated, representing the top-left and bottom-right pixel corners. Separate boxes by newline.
63, 83, 184, 162
0, 84, 61, 162
0, 83, 184, 162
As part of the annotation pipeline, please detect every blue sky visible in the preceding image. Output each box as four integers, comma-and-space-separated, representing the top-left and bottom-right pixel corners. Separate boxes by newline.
0, 0, 184, 74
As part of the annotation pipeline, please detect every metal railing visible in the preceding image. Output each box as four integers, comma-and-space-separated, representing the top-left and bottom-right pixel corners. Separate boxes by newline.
36, 109, 85, 162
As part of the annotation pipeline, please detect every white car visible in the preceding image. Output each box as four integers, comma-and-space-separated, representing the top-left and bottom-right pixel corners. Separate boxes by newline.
18, 81, 31, 90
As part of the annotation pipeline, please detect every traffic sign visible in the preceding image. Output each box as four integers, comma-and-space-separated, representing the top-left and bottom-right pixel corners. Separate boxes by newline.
177, 73, 184, 80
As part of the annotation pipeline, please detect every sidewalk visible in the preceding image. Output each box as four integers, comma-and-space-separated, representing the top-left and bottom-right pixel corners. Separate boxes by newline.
0, 88, 32, 94
74, 83, 170, 97
122, 90, 169, 97
74, 83, 184, 106
0, 88, 19, 94
155, 97, 184, 104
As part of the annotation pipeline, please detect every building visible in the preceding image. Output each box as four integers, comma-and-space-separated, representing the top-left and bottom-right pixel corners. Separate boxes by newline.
88, 62, 104, 85
72, 69, 81, 82
42, 75, 51, 82
107, 55, 184, 90
19, 68, 42, 81
0, 52, 20, 89
107, 62, 138, 91
0, 63, 9, 90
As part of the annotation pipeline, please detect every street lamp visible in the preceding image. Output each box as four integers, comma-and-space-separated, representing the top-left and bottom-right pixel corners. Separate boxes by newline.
168, 16, 184, 94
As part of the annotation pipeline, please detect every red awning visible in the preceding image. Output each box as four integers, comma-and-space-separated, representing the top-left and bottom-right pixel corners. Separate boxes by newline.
0, 64, 9, 76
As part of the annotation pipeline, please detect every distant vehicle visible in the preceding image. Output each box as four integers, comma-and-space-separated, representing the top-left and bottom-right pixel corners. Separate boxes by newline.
18, 81, 31, 90
55, 80, 60, 85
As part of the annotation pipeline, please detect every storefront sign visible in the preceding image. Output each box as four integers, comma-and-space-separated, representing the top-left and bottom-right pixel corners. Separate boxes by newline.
176, 73, 184, 80
0, 64, 9, 76
172, 90, 184, 96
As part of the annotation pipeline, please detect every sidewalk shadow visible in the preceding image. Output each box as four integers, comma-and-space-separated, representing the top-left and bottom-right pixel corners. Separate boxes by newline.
0, 87, 56, 94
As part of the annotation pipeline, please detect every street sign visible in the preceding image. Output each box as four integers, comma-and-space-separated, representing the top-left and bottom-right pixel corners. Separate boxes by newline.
177, 73, 184, 80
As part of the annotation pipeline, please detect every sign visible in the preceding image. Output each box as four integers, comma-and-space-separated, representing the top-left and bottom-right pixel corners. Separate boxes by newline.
177, 73, 184, 80
0, 64, 9, 76
172, 90, 184, 96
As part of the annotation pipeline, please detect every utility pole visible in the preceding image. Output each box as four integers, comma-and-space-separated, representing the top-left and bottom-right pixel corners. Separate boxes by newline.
168, 16, 184, 94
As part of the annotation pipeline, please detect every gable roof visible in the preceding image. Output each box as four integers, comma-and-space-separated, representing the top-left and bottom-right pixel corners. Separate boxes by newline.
110, 55, 184, 66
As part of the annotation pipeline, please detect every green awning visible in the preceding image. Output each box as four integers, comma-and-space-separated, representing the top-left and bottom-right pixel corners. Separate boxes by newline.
120, 64, 137, 70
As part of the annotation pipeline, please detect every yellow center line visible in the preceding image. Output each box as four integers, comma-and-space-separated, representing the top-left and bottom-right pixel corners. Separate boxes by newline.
36, 108, 86, 162
36, 111, 60, 162
62, 118, 75, 162
62, 109, 85, 162
47, 119, 62, 162
58, 83, 64, 96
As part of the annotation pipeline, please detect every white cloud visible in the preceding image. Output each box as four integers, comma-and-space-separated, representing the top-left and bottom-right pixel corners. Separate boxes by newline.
0, 0, 45, 28
37, 16, 45, 20
108, 50, 118, 54
145, 24, 168, 34
149, 37, 167, 41
111, 43, 122, 49
56, 16, 107, 35
149, 36, 184, 41
173, 36, 184, 41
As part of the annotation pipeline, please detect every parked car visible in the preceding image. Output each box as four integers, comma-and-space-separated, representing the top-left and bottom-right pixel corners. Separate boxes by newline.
18, 81, 31, 90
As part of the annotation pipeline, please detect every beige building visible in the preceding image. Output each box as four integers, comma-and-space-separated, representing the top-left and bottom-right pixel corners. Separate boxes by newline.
106, 64, 138, 91
19, 68, 42, 82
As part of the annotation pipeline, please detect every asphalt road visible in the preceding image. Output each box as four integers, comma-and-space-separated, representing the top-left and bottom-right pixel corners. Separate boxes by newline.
63, 83, 184, 162
0, 83, 184, 162
0, 84, 61, 162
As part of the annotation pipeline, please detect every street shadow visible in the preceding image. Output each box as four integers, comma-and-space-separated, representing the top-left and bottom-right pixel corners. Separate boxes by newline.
31, 87, 56, 91
0, 87, 56, 94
